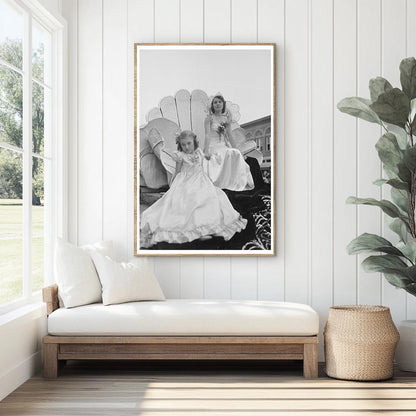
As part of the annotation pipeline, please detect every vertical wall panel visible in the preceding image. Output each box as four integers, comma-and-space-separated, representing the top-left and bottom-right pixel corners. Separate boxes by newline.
231, 0, 257, 42
381, 0, 407, 322
310, 0, 333, 360
204, 258, 231, 299
179, 0, 205, 298
257, 0, 285, 301
229, 0, 258, 300
180, 258, 204, 298
203, 0, 232, 299
127, 0, 154, 261
284, 0, 309, 303
204, 0, 231, 42
231, 257, 257, 299
154, 258, 181, 298
155, 0, 180, 42
407, 0, 416, 56
77, 0, 103, 245
103, 0, 128, 260
407, 0, 416, 319
61, 0, 78, 245
127, 0, 154, 43
356, 0, 382, 305
152, 0, 181, 297
180, 0, 203, 43
333, 0, 357, 305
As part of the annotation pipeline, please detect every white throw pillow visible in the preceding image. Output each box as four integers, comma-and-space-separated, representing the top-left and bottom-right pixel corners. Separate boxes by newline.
54, 239, 114, 308
81, 240, 115, 259
90, 252, 165, 306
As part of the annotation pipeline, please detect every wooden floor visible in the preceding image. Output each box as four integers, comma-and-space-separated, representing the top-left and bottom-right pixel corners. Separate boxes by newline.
1, 360, 416, 415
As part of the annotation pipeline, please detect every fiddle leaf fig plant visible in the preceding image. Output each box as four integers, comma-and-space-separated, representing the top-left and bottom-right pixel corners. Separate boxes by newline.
337, 57, 416, 297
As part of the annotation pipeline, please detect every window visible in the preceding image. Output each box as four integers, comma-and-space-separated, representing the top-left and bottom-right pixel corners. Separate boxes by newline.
265, 127, 271, 152
0, 0, 66, 312
255, 130, 263, 152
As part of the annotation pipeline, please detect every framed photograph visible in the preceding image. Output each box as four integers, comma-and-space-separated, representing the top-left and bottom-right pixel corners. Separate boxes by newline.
134, 44, 275, 256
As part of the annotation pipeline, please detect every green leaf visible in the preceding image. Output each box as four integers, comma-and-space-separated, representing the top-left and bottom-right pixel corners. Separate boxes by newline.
400, 57, 416, 100
384, 166, 400, 180
411, 99, 416, 133
346, 196, 406, 219
404, 282, 416, 296
383, 272, 412, 288
369, 77, 393, 102
397, 240, 416, 264
391, 187, 410, 213
361, 255, 416, 287
398, 161, 412, 185
394, 130, 410, 150
347, 233, 404, 256
373, 178, 388, 186
362, 254, 408, 272
389, 218, 410, 241
403, 146, 416, 172
375, 132, 404, 173
403, 265, 416, 282
373, 178, 409, 190
337, 97, 382, 125
386, 179, 410, 191
409, 98, 416, 127
370, 88, 410, 128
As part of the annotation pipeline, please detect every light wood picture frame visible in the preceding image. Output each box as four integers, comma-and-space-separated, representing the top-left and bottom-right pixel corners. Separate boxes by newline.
134, 44, 276, 256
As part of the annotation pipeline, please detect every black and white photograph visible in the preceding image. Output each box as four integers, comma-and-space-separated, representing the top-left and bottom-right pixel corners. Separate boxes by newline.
134, 44, 275, 256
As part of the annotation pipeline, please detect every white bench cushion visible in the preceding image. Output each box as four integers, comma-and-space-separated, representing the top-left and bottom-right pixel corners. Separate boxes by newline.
48, 299, 319, 336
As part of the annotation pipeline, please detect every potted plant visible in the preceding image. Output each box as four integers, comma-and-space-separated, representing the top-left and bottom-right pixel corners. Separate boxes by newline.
337, 57, 416, 372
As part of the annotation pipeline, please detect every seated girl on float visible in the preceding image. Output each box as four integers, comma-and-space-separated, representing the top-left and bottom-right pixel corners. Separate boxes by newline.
140, 130, 247, 248
203, 94, 254, 192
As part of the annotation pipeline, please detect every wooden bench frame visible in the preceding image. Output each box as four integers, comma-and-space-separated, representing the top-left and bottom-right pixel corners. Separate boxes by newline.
42, 285, 319, 379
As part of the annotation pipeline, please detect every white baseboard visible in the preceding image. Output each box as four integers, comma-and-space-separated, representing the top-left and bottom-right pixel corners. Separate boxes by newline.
0, 350, 42, 402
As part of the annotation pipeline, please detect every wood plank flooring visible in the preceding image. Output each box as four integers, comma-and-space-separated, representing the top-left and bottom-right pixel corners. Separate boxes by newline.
1, 360, 416, 415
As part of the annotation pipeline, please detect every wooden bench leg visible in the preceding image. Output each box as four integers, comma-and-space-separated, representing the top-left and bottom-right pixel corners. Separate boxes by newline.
303, 343, 318, 379
44, 343, 59, 379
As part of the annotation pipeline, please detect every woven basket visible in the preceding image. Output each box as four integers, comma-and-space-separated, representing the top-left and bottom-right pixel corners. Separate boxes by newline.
324, 305, 399, 381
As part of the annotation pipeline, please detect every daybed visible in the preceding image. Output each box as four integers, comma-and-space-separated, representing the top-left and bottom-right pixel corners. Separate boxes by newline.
42, 284, 320, 379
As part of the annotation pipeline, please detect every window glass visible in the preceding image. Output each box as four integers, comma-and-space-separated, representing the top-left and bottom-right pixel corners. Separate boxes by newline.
0, 1, 57, 311
0, 65, 23, 148
32, 20, 51, 85
32, 156, 44, 293
32, 81, 48, 156
0, 0, 24, 69
0, 147, 23, 305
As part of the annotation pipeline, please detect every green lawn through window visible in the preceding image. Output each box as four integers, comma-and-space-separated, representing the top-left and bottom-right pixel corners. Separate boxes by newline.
0, 199, 44, 305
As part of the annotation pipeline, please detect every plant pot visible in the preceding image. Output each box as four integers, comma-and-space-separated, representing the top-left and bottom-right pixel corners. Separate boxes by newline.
395, 320, 416, 372
324, 305, 400, 381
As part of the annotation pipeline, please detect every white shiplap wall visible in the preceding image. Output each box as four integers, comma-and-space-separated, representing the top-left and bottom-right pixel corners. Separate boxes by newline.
61, 0, 416, 357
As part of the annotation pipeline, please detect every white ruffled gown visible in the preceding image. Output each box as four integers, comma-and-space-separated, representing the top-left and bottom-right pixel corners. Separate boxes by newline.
205, 114, 254, 191
140, 148, 247, 248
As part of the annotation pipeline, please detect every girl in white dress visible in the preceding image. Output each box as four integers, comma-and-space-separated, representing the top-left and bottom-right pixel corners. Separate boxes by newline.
204, 95, 254, 192
140, 130, 247, 248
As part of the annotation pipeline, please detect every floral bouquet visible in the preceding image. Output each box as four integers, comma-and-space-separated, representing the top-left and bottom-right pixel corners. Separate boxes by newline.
216, 122, 227, 136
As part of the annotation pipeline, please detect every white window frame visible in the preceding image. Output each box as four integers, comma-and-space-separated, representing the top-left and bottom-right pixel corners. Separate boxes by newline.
0, 0, 67, 315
